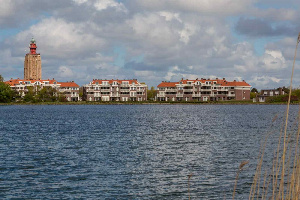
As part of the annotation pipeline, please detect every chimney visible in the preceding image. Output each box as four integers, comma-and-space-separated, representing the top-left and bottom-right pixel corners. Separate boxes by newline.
223, 78, 225, 80
216, 78, 218, 80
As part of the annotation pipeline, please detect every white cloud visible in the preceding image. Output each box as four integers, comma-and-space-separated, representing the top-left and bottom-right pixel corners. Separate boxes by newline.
0, 0, 14, 18
94, 0, 127, 12
13, 17, 106, 59
261, 50, 286, 70
159, 11, 181, 22
132, 0, 253, 15
249, 75, 282, 89
57, 66, 74, 78
73, 0, 88, 5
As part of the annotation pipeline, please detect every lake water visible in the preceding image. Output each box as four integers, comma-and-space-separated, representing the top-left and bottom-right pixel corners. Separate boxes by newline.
0, 104, 298, 199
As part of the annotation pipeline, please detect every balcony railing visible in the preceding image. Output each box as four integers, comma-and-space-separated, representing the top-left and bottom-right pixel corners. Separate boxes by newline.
166, 89, 177, 92
101, 89, 111, 92
183, 89, 193, 92
176, 94, 183, 97
111, 94, 120, 97
201, 89, 211, 91
157, 94, 165, 97
192, 94, 201, 97
219, 88, 228, 91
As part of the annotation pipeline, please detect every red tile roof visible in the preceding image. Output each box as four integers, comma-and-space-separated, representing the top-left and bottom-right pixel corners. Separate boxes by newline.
58, 82, 79, 87
221, 81, 251, 87
157, 79, 251, 87
157, 82, 178, 87
91, 79, 139, 85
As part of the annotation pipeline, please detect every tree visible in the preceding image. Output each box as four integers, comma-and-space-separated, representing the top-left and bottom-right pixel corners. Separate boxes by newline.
37, 86, 58, 102
147, 86, 157, 100
23, 86, 35, 102
282, 87, 289, 94
0, 82, 13, 103
0, 74, 3, 82
250, 92, 256, 99
251, 88, 258, 93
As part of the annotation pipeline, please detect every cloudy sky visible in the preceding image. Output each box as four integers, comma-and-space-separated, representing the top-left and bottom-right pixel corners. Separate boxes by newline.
0, 0, 300, 89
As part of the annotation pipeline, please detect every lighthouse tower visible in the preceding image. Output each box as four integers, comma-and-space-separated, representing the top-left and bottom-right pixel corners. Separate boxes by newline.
24, 38, 42, 80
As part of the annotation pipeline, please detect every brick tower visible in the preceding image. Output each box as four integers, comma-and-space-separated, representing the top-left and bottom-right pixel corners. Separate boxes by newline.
24, 38, 41, 80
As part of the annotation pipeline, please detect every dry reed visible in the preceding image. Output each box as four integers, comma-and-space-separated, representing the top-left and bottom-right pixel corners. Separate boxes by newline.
246, 32, 300, 200
188, 173, 193, 200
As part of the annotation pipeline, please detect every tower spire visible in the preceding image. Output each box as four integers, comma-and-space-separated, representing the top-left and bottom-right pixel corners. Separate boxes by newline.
29, 37, 37, 54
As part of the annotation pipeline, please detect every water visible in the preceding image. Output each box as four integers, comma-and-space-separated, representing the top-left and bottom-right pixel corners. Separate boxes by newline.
0, 104, 298, 199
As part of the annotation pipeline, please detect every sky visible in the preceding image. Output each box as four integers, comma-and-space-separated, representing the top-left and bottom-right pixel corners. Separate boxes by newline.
0, 0, 300, 89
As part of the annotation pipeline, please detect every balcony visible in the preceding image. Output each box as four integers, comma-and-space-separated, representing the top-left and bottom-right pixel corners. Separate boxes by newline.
101, 89, 111, 92
120, 89, 130, 92
71, 94, 79, 97
219, 88, 228, 91
111, 94, 120, 97
166, 89, 177, 92
183, 89, 193, 92
192, 94, 201, 97
176, 94, 183, 97
157, 94, 165, 97
201, 89, 211, 92
228, 93, 235, 97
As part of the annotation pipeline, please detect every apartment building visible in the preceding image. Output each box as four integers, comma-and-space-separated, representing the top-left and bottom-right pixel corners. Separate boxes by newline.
83, 79, 147, 101
5, 78, 80, 101
57, 81, 80, 101
156, 78, 251, 101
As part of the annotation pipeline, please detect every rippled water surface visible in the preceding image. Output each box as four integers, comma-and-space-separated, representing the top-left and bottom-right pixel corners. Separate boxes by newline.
0, 104, 298, 199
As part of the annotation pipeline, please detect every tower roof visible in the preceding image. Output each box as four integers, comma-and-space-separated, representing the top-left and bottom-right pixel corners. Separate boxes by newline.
30, 37, 36, 44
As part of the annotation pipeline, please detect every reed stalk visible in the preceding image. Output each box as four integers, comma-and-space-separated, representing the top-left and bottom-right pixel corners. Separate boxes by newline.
233, 161, 249, 200
188, 173, 193, 200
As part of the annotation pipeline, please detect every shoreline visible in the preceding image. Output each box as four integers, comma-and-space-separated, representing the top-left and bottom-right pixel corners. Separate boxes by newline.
0, 101, 294, 106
